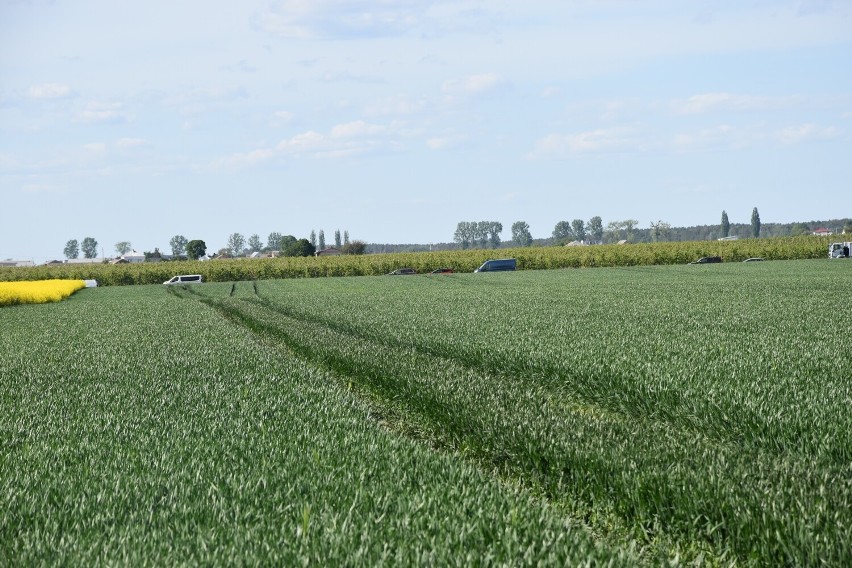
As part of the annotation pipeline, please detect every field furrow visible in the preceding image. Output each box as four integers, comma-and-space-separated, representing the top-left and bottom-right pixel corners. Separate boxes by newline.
179, 267, 851, 565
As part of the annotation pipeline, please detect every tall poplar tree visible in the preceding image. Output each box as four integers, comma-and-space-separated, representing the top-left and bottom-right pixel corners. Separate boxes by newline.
751, 207, 761, 238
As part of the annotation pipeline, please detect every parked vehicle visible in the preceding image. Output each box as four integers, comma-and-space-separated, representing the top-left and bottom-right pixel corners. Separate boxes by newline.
430, 268, 454, 274
386, 268, 417, 275
743, 257, 765, 262
163, 274, 203, 285
829, 242, 851, 258
474, 258, 517, 272
689, 256, 722, 265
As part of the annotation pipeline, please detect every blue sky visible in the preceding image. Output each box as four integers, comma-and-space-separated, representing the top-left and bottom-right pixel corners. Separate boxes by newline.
1, 0, 850, 261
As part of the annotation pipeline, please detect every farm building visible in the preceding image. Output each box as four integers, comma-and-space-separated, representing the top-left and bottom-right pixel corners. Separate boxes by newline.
316, 247, 342, 257
65, 258, 102, 264
0, 259, 34, 267
120, 250, 145, 263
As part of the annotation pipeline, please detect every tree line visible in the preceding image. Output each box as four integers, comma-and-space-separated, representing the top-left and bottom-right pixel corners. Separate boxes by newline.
61, 229, 367, 261
449, 207, 847, 249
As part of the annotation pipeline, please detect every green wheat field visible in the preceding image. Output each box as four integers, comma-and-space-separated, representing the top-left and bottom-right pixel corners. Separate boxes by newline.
2, 259, 850, 565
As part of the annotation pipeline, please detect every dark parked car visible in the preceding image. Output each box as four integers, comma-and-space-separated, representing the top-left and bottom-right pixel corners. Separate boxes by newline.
430, 268, 454, 274
386, 268, 417, 275
474, 258, 517, 272
689, 256, 722, 264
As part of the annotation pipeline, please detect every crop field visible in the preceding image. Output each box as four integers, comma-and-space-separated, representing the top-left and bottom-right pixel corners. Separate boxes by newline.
1, 259, 850, 565
0, 236, 832, 286
0, 279, 85, 306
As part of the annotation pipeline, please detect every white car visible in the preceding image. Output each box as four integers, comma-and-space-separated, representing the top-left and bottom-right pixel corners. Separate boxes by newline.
163, 274, 203, 285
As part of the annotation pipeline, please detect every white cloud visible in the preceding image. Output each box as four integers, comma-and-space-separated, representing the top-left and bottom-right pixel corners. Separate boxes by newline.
82, 142, 107, 156
330, 120, 385, 138
252, 0, 431, 39
79, 102, 128, 123
28, 83, 72, 99
278, 130, 326, 152
364, 95, 428, 118
426, 134, 465, 150
776, 123, 839, 145
527, 128, 639, 158
217, 148, 277, 169
215, 120, 401, 169
164, 86, 248, 115
672, 93, 796, 115
442, 73, 508, 97
272, 110, 295, 123
673, 124, 763, 151
22, 183, 65, 194
116, 137, 146, 149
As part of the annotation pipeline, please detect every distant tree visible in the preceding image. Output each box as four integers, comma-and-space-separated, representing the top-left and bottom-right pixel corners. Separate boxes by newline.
844, 221, 852, 235
343, 230, 350, 246
604, 221, 623, 242
488, 222, 503, 248
63, 239, 79, 259
623, 219, 639, 241
454, 222, 474, 249
650, 220, 672, 242
552, 221, 573, 242
144, 248, 163, 261
751, 207, 761, 238
587, 216, 603, 244
720, 211, 730, 238
81, 237, 98, 259
475, 221, 491, 248
790, 223, 810, 236
169, 235, 188, 257
309, 230, 317, 248
334, 229, 342, 248
571, 219, 586, 242
186, 240, 207, 260
267, 232, 282, 251
115, 241, 132, 256
248, 234, 263, 253
227, 233, 245, 256
511, 221, 533, 247
279, 235, 297, 251
284, 238, 315, 257
318, 230, 326, 250
342, 240, 367, 255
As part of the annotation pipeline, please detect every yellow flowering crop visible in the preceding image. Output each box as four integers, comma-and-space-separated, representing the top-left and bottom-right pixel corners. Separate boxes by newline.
0, 279, 87, 307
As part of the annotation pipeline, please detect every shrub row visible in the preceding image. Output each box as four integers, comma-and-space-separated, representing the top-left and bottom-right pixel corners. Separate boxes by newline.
0, 236, 832, 286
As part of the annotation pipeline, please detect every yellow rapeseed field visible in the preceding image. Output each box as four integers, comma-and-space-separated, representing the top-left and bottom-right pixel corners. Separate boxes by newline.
0, 279, 86, 307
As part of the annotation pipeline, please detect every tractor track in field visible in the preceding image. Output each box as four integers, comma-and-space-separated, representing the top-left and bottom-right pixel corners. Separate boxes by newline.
166, 279, 852, 566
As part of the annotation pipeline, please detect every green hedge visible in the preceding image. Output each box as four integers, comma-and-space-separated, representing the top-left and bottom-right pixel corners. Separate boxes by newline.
0, 236, 833, 286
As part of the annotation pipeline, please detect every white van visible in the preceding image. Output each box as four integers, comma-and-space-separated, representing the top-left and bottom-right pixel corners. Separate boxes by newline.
163, 274, 203, 285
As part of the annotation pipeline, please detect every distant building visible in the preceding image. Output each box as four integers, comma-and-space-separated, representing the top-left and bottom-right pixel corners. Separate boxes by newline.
315, 247, 342, 257
718, 236, 739, 241
812, 228, 832, 236
65, 258, 102, 264
0, 259, 34, 267
121, 250, 145, 263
